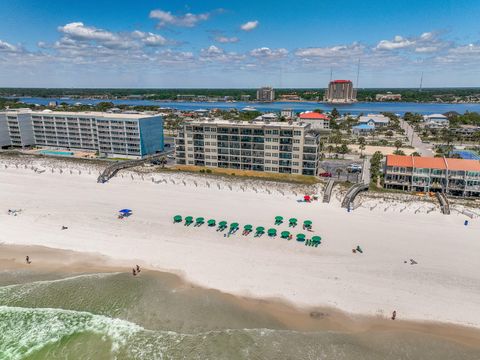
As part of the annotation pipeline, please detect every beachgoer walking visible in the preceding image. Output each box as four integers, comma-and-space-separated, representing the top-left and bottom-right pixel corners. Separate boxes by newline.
25, 256, 31, 264
136, 265, 141, 273
391, 310, 397, 320
132, 268, 137, 276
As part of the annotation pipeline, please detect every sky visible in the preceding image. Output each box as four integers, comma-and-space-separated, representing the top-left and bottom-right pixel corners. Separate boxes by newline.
0, 0, 479, 88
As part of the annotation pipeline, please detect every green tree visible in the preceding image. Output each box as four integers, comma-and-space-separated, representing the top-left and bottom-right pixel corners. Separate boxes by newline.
411, 151, 421, 157
394, 139, 403, 151
331, 108, 340, 119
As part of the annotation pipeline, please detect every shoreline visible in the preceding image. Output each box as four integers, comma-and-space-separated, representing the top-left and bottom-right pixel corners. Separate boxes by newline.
1, 159, 480, 334
1, 243, 480, 348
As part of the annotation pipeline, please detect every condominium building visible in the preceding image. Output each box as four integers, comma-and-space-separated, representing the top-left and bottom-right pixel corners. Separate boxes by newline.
324, 80, 357, 103
0, 110, 164, 158
298, 112, 330, 130
256, 87, 275, 102
0, 109, 35, 147
175, 119, 321, 176
384, 154, 480, 197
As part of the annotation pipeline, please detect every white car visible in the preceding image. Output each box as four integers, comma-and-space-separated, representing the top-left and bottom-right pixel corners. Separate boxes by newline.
347, 164, 362, 173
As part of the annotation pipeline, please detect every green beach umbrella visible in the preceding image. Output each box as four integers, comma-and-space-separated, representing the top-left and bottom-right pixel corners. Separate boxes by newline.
274, 216, 283, 223
303, 220, 312, 227
296, 233, 306, 241
173, 215, 182, 223
219, 221, 227, 228
185, 216, 193, 223
289, 218, 297, 224
256, 226, 265, 233
268, 228, 277, 236
312, 236, 322, 244
244, 224, 253, 231
281, 231, 290, 238
230, 222, 239, 229
196, 217, 205, 224
207, 219, 216, 226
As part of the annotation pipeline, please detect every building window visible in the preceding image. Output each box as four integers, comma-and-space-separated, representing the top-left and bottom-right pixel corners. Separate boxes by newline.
294, 139, 300, 144
293, 131, 302, 136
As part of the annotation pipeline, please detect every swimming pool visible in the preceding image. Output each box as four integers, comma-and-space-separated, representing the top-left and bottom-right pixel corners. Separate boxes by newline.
39, 150, 74, 157
452, 150, 480, 160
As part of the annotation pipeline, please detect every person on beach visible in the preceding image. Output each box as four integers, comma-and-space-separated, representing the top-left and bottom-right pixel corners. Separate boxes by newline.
25, 256, 31, 264
391, 310, 397, 320
132, 268, 137, 276
136, 265, 141, 273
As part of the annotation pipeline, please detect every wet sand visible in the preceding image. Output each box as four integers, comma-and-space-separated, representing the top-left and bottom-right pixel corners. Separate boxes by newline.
1, 244, 479, 349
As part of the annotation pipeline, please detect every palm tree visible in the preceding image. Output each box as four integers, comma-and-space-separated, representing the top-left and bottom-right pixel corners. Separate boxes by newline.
394, 139, 403, 151
358, 137, 366, 157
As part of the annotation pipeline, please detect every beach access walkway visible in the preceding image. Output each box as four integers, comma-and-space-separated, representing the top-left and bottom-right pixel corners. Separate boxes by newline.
97, 150, 173, 183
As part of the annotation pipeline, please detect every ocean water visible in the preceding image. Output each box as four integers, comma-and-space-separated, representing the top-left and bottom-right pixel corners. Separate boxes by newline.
0, 271, 479, 360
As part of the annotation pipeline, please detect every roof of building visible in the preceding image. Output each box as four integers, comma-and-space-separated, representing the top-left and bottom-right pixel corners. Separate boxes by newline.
20, 110, 160, 120
331, 80, 351, 83
299, 112, 329, 120
186, 118, 309, 128
358, 114, 390, 124
386, 155, 480, 171
423, 113, 448, 120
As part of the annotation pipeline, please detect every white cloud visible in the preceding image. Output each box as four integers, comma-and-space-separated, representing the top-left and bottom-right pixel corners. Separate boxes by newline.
132, 31, 167, 47
250, 47, 288, 59
376, 35, 414, 50
58, 22, 117, 42
295, 43, 365, 58
149, 9, 210, 28
0, 40, 19, 52
215, 36, 239, 43
240, 20, 259, 31
375, 32, 449, 53
199, 45, 245, 62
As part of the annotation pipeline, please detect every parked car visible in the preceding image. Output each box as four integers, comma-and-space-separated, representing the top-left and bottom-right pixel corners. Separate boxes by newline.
319, 172, 332, 177
347, 164, 362, 173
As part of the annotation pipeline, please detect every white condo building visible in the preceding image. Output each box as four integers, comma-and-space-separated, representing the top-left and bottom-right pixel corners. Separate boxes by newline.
0, 109, 164, 158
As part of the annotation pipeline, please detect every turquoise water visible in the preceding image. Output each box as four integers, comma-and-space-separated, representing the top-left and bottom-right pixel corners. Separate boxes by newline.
1, 271, 479, 359
38, 150, 74, 157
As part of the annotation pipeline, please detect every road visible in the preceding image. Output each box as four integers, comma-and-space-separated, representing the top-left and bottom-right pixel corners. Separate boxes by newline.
399, 118, 434, 156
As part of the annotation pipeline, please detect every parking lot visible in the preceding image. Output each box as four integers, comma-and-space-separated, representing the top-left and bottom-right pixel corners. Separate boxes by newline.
318, 159, 364, 183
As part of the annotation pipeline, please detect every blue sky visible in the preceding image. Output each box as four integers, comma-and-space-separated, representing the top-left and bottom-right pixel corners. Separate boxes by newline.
0, 0, 479, 88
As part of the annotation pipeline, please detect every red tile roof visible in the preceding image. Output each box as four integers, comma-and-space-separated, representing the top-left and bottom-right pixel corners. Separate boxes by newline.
299, 112, 329, 120
386, 155, 480, 171
386, 155, 413, 168
331, 80, 351, 83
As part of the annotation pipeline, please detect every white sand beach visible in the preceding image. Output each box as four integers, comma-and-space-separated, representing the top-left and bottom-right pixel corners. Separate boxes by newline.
1, 157, 480, 329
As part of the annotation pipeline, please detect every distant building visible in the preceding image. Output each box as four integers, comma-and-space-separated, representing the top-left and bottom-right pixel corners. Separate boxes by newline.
0, 109, 35, 148
352, 124, 375, 135
423, 114, 449, 129
48, 101, 58, 107
240, 95, 251, 102
375, 93, 402, 101
255, 113, 278, 122
256, 87, 275, 102
279, 94, 302, 101
384, 154, 480, 197
175, 119, 321, 176
281, 109, 295, 119
358, 114, 390, 128
298, 112, 330, 130
324, 80, 356, 103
